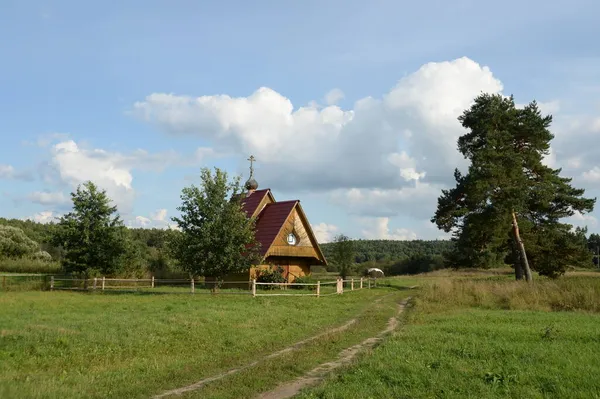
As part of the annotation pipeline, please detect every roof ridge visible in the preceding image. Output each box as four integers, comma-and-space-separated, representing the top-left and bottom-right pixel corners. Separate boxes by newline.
267, 199, 298, 204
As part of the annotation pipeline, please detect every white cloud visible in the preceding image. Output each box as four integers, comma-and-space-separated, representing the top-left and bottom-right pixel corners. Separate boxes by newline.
44, 139, 216, 215
25, 211, 60, 224
359, 217, 418, 240
134, 56, 595, 231
134, 216, 152, 227
0, 164, 14, 179
49, 140, 136, 214
568, 210, 598, 228
0, 164, 33, 181
151, 209, 168, 222
128, 209, 173, 229
27, 191, 69, 206
324, 88, 344, 106
538, 100, 561, 115
132, 57, 503, 196
331, 182, 441, 219
582, 167, 600, 183
311, 222, 338, 243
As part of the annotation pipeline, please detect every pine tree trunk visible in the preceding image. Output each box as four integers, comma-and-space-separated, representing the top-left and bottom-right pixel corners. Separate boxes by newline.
512, 240, 524, 280
511, 211, 532, 282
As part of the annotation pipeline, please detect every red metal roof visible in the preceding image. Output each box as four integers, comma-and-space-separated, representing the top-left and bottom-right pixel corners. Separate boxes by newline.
240, 189, 270, 217
254, 200, 298, 256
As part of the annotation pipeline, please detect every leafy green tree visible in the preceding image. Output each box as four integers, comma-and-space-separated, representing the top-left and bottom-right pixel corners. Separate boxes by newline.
170, 167, 261, 282
432, 93, 595, 280
0, 225, 39, 259
588, 233, 600, 266
330, 233, 355, 279
52, 181, 128, 276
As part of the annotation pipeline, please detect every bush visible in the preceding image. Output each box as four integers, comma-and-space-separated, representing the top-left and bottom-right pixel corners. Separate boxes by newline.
31, 251, 53, 262
0, 225, 39, 259
255, 266, 285, 289
290, 275, 317, 290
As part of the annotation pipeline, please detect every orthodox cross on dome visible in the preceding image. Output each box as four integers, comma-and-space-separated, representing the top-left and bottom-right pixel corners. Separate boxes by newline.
248, 155, 256, 178
244, 155, 259, 191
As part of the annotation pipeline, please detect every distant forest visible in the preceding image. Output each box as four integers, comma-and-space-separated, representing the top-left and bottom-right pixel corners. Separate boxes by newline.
1, 216, 598, 277
0, 216, 456, 276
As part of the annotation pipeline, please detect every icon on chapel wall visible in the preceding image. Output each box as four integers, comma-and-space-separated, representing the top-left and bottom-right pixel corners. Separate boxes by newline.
287, 232, 298, 246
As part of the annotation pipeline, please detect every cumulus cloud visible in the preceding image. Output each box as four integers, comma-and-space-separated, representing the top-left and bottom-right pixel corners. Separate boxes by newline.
129, 209, 173, 229
0, 164, 33, 181
324, 88, 344, 106
132, 57, 509, 227
331, 182, 441, 219
41, 139, 217, 215
25, 211, 60, 224
567, 210, 598, 228
27, 191, 69, 206
133, 216, 152, 227
582, 167, 600, 183
132, 56, 595, 234
359, 217, 418, 240
311, 222, 339, 243
151, 208, 168, 222
47, 140, 137, 214
133, 57, 503, 194
0, 165, 14, 179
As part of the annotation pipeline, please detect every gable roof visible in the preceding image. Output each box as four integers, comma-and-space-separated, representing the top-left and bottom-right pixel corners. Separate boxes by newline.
240, 189, 274, 218
254, 200, 298, 257
252, 200, 327, 265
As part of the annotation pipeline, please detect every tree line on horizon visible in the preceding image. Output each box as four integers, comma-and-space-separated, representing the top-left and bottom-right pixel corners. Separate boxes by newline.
1, 93, 598, 280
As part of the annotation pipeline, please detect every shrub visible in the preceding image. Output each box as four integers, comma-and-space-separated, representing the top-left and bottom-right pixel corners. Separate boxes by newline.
255, 266, 285, 289
290, 275, 317, 290
0, 225, 39, 259
31, 251, 53, 262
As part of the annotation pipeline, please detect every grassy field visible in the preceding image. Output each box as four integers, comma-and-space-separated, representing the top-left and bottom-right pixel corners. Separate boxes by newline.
0, 286, 412, 398
0, 258, 62, 274
299, 274, 600, 399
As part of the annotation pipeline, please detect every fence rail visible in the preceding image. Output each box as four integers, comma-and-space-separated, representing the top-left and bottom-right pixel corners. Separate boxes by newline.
1, 274, 378, 296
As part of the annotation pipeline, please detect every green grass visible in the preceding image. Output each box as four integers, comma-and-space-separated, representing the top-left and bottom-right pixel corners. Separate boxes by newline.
0, 258, 62, 274
0, 286, 412, 398
298, 273, 600, 399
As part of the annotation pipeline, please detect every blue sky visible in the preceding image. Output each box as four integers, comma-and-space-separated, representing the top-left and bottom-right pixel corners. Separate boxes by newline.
1, 0, 600, 241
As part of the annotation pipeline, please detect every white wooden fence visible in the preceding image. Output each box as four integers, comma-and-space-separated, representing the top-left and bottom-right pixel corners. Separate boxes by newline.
46, 276, 378, 297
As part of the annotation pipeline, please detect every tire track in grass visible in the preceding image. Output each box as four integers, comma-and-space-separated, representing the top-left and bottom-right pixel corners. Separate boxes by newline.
153, 319, 358, 398
255, 297, 412, 399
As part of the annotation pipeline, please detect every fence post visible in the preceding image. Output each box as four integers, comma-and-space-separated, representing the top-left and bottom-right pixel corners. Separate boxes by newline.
360, 277, 363, 289
316, 281, 320, 297
191, 278, 195, 294
252, 279, 256, 297
102, 277, 105, 291
151, 276, 155, 288
351, 278, 354, 291
50, 276, 54, 291
93, 278, 97, 290
368, 278, 371, 289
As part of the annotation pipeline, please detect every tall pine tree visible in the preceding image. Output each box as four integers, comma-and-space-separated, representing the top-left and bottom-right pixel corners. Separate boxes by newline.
432, 94, 595, 280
